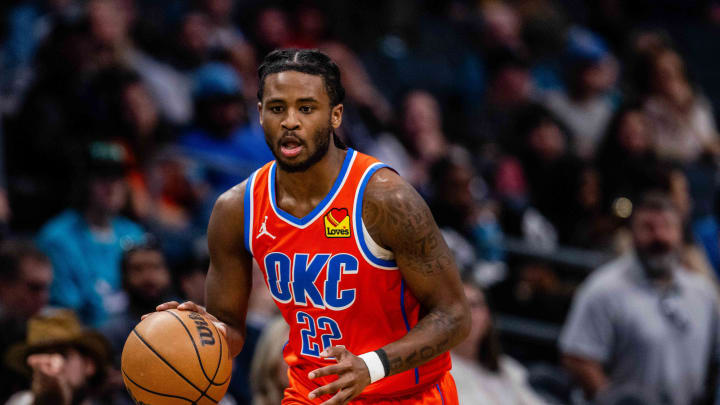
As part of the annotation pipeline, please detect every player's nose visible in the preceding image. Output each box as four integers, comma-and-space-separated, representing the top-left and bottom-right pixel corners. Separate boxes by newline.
281, 110, 300, 130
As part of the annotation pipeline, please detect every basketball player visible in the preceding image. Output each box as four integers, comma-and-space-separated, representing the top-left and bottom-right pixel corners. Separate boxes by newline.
147, 49, 470, 404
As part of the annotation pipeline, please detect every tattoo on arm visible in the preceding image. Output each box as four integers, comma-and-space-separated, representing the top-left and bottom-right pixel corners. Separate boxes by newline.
362, 176, 454, 276
362, 170, 470, 376
386, 311, 458, 374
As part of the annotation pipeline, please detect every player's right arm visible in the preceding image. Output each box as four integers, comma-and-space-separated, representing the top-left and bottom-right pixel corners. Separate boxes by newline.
146, 181, 254, 358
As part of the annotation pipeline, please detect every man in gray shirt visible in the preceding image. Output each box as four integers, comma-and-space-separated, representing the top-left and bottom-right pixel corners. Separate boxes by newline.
560, 192, 719, 405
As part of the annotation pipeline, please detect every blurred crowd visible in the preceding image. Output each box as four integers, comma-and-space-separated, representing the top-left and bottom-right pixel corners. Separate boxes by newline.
1, 0, 720, 404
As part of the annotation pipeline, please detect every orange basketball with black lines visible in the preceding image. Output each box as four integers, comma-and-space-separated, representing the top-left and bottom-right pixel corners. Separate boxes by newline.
121, 309, 232, 404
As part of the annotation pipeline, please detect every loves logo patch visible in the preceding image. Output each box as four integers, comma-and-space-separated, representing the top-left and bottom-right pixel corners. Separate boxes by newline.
324, 208, 351, 238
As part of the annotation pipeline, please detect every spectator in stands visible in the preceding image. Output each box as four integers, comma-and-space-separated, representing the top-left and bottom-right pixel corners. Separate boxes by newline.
250, 317, 290, 405
176, 253, 209, 306
451, 281, 547, 405
85, 67, 189, 250
514, 105, 592, 245
641, 46, 720, 163
36, 141, 145, 327
170, 11, 213, 71
201, 0, 245, 52
390, 90, 450, 190
471, 48, 536, 154
659, 168, 717, 279
479, 1, 525, 53
611, 166, 717, 279
596, 104, 659, 216
87, 0, 192, 125
112, 68, 174, 163
100, 239, 176, 405
83, 66, 173, 167
0, 0, 81, 113
429, 147, 504, 266
101, 239, 174, 360
560, 192, 720, 405
0, 240, 53, 403
253, 7, 291, 61
199, 0, 258, 99
0, 240, 52, 328
543, 27, 618, 159
4, 309, 111, 405
178, 62, 274, 195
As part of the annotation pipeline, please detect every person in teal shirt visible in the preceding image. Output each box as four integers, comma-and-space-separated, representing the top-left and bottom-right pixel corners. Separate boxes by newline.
36, 141, 145, 327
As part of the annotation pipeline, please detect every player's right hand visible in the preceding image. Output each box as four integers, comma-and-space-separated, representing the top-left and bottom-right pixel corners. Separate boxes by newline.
141, 301, 244, 356
142, 300, 227, 337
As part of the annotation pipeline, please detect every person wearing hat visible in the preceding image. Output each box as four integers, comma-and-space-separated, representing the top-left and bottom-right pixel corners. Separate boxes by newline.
542, 27, 619, 159
36, 141, 146, 327
4, 309, 111, 405
177, 62, 274, 194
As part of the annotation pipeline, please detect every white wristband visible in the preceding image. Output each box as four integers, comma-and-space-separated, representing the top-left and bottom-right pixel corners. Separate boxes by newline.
358, 351, 386, 383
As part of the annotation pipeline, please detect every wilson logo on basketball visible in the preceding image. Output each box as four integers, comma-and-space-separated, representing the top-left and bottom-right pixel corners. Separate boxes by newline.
188, 311, 215, 346
324, 208, 351, 238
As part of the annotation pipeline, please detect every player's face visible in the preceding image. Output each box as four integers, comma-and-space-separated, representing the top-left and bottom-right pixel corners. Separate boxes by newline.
259, 71, 343, 172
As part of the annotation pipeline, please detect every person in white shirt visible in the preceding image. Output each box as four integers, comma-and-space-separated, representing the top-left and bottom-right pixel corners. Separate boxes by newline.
451, 282, 547, 405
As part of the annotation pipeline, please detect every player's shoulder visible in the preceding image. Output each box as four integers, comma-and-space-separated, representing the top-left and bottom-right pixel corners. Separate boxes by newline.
212, 178, 250, 220
363, 166, 420, 207
361, 167, 433, 248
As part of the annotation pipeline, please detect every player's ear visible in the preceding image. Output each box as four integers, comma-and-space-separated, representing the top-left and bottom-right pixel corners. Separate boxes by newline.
331, 104, 343, 129
257, 102, 263, 125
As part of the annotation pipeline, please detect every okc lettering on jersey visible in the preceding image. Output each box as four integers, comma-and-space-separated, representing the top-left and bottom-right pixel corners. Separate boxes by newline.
263, 252, 359, 310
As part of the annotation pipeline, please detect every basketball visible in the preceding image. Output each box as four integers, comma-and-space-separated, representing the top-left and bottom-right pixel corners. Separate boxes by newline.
121, 309, 232, 404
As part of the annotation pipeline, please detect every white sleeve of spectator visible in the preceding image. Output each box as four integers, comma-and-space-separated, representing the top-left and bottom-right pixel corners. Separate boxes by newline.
559, 284, 614, 363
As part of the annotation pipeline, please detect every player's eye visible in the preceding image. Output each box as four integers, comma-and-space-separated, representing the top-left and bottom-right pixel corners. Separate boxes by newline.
270, 106, 284, 113
299, 106, 313, 114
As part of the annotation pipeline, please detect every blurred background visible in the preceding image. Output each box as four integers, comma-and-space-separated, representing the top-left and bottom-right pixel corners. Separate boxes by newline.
1, 0, 720, 404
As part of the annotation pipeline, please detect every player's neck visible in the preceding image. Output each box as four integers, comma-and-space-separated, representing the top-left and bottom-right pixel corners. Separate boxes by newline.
275, 145, 346, 204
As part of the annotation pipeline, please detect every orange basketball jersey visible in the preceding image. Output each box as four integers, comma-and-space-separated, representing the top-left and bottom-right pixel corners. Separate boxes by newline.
243, 148, 451, 399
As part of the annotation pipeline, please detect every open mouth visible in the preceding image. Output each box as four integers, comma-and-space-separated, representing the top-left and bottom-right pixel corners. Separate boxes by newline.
279, 137, 303, 158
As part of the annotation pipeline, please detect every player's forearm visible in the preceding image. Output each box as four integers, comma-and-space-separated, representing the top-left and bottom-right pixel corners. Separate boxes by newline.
381, 302, 470, 376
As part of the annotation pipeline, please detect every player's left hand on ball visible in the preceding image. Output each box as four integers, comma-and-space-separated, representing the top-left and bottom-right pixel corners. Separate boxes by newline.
307, 346, 371, 405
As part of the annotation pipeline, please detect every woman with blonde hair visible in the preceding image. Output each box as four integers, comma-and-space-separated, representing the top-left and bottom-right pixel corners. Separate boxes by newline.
250, 317, 289, 405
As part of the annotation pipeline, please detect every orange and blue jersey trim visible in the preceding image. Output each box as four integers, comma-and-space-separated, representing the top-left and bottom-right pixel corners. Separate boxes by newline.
244, 169, 259, 255
268, 149, 357, 228
436, 384, 446, 404
400, 279, 419, 384
352, 162, 398, 270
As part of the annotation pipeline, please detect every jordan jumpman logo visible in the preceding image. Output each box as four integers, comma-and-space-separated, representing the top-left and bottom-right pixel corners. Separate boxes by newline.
256, 216, 276, 240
